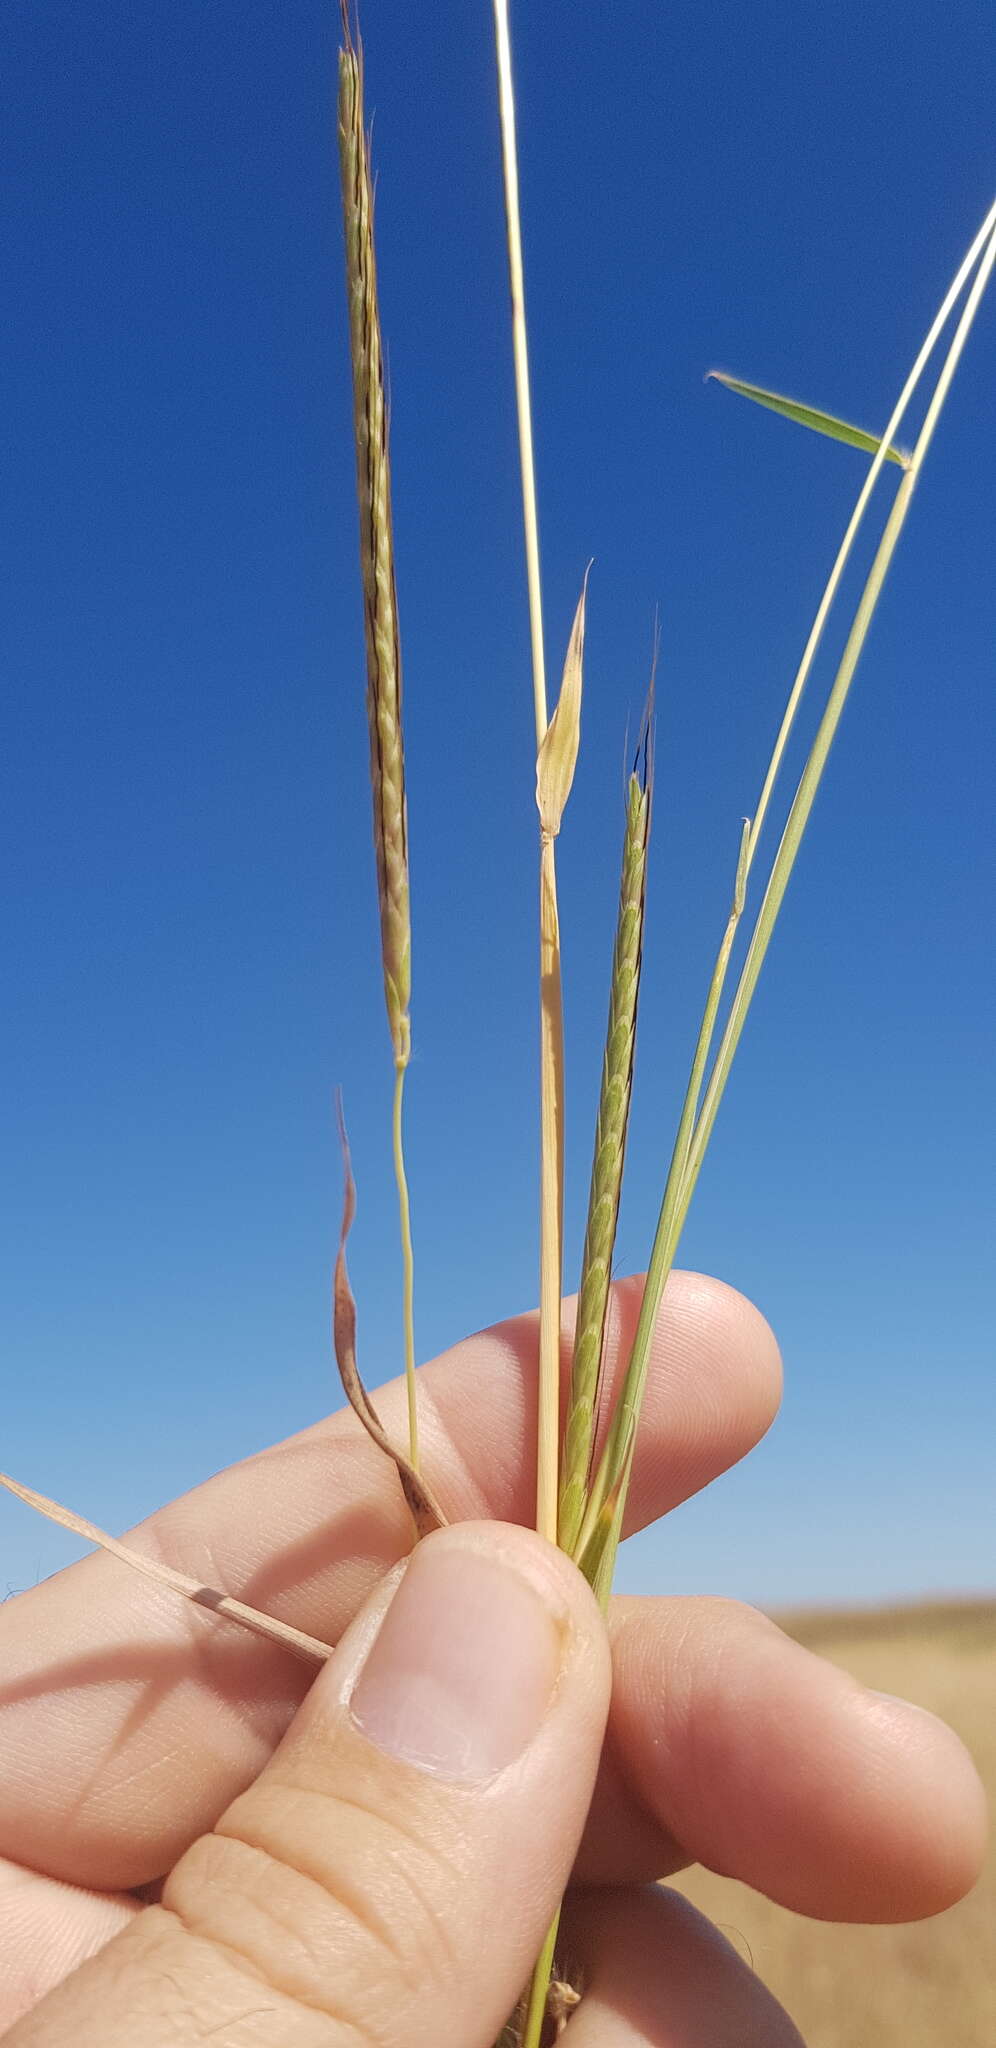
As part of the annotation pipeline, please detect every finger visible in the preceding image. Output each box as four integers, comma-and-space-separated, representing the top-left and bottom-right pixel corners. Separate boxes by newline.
6, 1524, 611, 2048
580, 1597, 987, 1920
560, 1883, 806, 2046
0, 1272, 780, 1891
0, 1861, 138, 2036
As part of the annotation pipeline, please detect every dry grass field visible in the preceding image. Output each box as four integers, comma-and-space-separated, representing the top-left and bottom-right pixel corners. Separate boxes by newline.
672, 1598, 995, 2047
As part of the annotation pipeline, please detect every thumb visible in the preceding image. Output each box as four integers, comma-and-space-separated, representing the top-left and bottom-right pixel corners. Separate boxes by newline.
10, 1522, 611, 2048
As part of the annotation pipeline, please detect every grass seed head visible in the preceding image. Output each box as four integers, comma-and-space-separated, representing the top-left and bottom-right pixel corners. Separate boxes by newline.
338, 27, 411, 1067
558, 719, 652, 1556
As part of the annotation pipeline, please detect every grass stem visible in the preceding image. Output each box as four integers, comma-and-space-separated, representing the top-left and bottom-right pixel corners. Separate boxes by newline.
392, 1061, 418, 1468
492, 0, 547, 745
519, 1912, 561, 2048
492, 0, 565, 1544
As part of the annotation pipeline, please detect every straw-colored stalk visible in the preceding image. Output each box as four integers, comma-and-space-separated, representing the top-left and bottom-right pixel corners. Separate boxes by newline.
492, 0, 570, 1547
558, 736, 652, 1558
337, 16, 419, 1470
0, 1469, 333, 1668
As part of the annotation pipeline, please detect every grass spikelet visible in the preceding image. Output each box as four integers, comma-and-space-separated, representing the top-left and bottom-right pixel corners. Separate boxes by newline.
337, 9, 419, 1469
558, 713, 652, 1557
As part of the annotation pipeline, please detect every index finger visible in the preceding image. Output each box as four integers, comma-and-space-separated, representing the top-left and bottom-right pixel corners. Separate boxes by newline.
0, 1270, 780, 1890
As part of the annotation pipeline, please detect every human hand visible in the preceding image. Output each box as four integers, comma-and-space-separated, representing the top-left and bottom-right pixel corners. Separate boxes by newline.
0, 1274, 985, 2044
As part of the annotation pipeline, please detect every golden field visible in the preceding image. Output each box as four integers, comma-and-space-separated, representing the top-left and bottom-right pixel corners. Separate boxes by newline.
672, 1598, 996, 2046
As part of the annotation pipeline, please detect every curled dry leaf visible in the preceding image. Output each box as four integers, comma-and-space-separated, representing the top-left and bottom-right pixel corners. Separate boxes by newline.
497, 1976, 582, 2048
334, 1098, 447, 1540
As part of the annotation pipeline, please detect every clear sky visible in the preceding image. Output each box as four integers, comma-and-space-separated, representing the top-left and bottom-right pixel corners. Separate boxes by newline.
2, 0, 993, 1613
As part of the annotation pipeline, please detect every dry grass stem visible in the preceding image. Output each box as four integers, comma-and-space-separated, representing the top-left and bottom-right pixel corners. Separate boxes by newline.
491, 0, 548, 745
0, 1469, 332, 1666
337, 10, 419, 1469
491, 0, 569, 1559
559, 723, 652, 1557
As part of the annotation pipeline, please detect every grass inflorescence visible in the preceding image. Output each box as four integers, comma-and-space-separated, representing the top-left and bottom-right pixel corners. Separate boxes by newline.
337, 8, 419, 1475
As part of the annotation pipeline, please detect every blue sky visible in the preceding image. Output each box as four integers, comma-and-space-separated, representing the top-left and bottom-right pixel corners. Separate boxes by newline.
2, 0, 993, 1612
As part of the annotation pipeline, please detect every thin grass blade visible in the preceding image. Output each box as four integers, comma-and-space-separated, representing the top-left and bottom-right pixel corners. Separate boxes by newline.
707, 370, 910, 466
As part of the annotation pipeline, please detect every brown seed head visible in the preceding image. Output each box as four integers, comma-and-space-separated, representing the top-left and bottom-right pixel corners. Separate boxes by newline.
338, 30, 411, 1066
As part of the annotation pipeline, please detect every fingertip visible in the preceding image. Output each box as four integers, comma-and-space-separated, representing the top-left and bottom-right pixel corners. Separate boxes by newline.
604, 1597, 989, 1923
617, 1271, 783, 1530
852, 1689, 989, 1917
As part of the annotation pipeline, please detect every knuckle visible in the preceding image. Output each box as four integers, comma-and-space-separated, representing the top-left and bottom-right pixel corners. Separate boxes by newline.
165, 1778, 462, 2038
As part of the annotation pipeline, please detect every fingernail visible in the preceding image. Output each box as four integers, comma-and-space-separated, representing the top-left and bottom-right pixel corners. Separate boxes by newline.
350, 1538, 562, 1783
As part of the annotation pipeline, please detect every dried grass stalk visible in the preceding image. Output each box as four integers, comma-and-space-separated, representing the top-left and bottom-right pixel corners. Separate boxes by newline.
0, 1470, 332, 1667
558, 724, 652, 1558
338, 10, 419, 1468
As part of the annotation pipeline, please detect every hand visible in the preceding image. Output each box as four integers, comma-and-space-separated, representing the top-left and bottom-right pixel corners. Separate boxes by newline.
0, 1274, 985, 2045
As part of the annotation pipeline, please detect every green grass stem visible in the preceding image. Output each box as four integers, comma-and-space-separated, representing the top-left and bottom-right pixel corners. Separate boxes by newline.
518, 1912, 561, 2048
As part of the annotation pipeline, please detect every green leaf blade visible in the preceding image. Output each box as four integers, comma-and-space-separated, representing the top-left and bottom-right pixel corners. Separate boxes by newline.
707, 370, 910, 468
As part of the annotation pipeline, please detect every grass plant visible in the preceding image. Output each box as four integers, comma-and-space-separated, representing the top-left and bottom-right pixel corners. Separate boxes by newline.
1, 9, 993, 2048
337, 10, 419, 1473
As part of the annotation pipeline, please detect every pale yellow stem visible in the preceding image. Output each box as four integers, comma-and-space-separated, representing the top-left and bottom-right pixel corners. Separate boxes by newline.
492, 0, 547, 745
392, 1060, 419, 1470
537, 833, 565, 1541
520, 1912, 561, 2048
492, 0, 564, 1546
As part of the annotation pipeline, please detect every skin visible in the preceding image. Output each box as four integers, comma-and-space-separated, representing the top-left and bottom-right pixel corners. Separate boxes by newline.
0, 1271, 987, 2045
